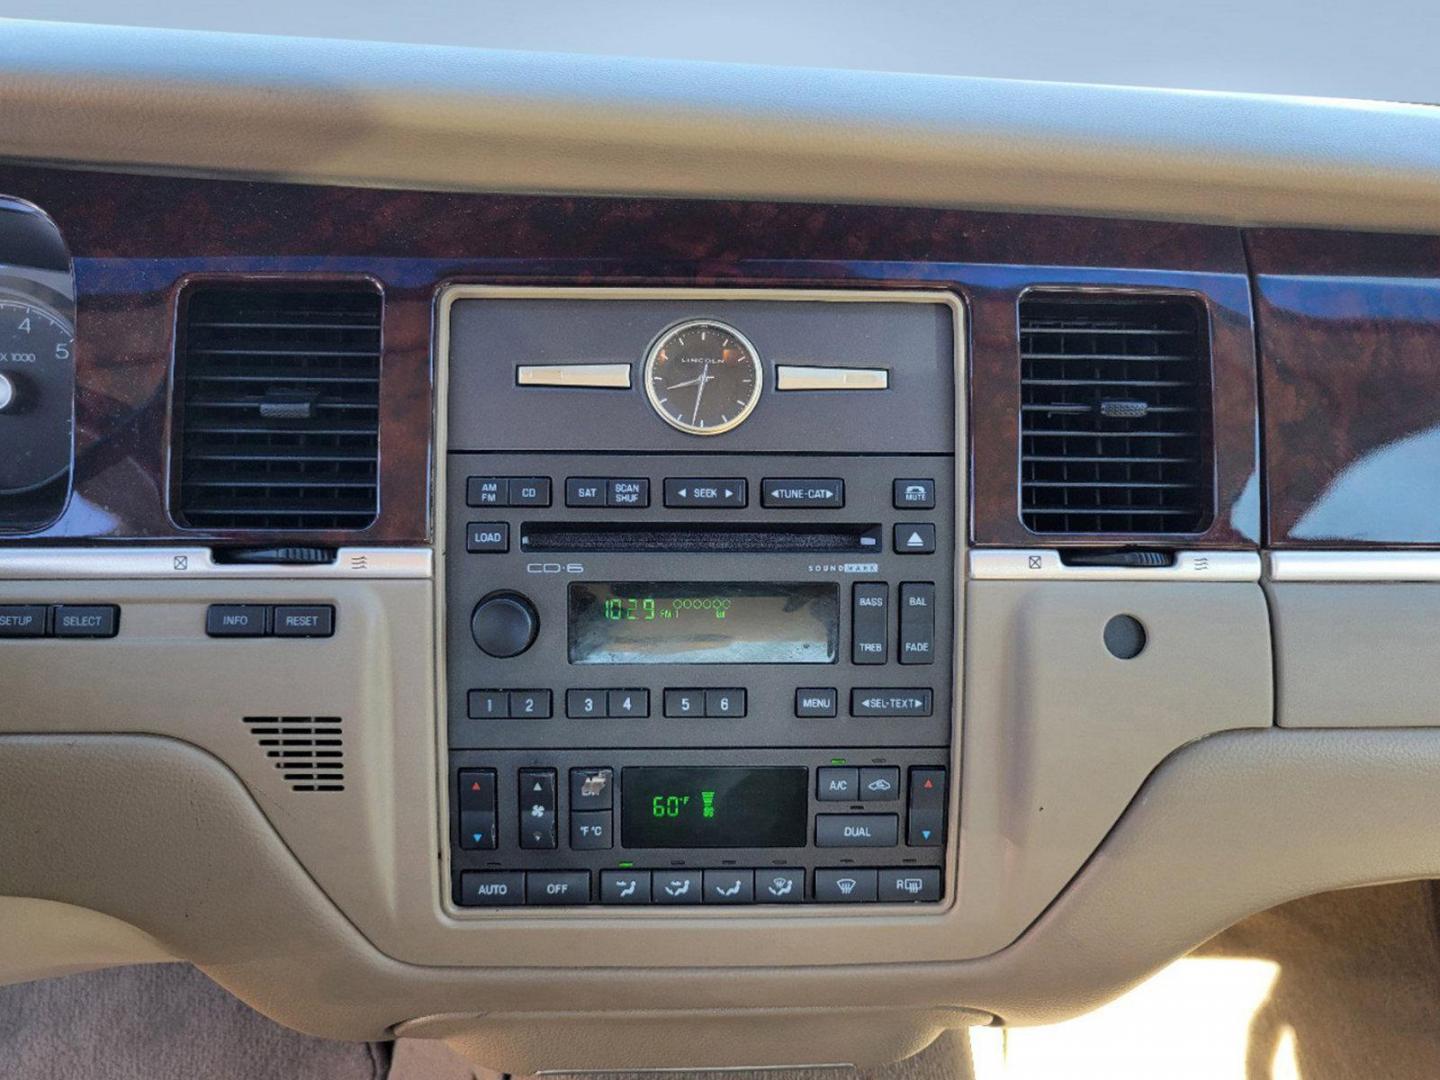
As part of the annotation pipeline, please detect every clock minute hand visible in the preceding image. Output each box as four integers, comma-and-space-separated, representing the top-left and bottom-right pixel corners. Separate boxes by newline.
690, 362, 713, 426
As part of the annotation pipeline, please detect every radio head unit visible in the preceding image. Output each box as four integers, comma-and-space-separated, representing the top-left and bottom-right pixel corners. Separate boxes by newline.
439, 288, 959, 910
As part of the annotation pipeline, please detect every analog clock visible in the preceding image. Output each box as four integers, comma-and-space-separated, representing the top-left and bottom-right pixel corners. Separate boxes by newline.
643, 320, 762, 436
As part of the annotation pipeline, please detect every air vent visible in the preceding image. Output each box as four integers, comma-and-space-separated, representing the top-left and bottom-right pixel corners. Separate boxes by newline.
244, 716, 345, 792
1019, 295, 1213, 534
176, 286, 381, 530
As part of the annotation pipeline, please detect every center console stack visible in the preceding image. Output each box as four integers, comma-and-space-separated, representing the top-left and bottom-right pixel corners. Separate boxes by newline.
440, 287, 960, 911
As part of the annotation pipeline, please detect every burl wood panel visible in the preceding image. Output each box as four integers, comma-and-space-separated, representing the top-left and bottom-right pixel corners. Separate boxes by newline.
0, 163, 1260, 546
1251, 230, 1440, 547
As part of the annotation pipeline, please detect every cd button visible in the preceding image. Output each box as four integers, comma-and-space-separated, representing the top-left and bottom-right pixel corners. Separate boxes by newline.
508, 477, 552, 507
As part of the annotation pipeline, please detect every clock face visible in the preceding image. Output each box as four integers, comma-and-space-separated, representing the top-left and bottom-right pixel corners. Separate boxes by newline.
643, 320, 763, 436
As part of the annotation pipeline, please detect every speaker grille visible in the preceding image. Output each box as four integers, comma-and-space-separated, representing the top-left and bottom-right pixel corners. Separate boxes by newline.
243, 716, 345, 792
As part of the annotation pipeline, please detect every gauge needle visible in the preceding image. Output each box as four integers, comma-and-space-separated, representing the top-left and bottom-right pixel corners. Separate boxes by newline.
690, 362, 713, 425
665, 374, 706, 390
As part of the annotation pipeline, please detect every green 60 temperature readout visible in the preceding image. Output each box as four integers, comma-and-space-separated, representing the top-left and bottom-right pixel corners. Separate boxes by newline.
603, 596, 730, 621
621, 767, 809, 849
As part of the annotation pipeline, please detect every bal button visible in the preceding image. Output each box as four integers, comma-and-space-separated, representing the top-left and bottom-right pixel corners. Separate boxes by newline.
471, 592, 539, 658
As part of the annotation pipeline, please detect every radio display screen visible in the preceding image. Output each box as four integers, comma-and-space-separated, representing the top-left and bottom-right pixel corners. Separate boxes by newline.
567, 582, 838, 665
620, 766, 809, 848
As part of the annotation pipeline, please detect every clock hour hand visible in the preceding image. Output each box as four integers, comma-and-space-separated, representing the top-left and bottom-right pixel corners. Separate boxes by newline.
664, 374, 706, 390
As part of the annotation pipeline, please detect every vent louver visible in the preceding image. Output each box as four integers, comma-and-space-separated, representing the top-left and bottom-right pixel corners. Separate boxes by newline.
244, 716, 345, 792
176, 287, 381, 530
1019, 295, 1213, 534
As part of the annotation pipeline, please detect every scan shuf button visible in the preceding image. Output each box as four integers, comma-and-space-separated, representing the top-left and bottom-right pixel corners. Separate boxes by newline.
206, 605, 268, 637
273, 605, 335, 638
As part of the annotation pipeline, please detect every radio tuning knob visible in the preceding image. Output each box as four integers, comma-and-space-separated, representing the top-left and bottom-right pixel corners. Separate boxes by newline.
471, 592, 539, 658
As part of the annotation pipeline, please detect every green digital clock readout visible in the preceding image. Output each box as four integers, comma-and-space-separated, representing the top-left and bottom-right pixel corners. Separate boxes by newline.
621, 767, 808, 848
570, 582, 838, 665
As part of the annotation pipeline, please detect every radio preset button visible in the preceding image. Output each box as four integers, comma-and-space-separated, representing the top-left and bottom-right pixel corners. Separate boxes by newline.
663, 689, 706, 718
468, 690, 509, 719
606, 478, 650, 508
817, 767, 859, 801
760, 478, 844, 509
814, 868, 879, 902
893, 479, 937, 509
565, 477, 606, 507
607, 689, 649, 718
509, 690, 552, 719
895, 523, 937, 555
851, 689, 933, 717
566, 689, 608, 718
899, 582, 936, 665
815, 813, 899, 847
851, 583, 889, 665
704, 688, 746, 718
795, 688, 838, 718
663, 478, 747, 508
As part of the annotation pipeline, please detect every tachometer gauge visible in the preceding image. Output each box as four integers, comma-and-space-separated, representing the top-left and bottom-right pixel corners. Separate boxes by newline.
0, 297, 75, 493
644, 320, 762, 436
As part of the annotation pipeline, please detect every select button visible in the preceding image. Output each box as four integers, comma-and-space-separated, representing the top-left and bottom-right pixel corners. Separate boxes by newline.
52, 605, 119, 639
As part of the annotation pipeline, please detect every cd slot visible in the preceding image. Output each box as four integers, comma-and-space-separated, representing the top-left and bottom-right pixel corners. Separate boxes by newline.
520, 521, 883, 554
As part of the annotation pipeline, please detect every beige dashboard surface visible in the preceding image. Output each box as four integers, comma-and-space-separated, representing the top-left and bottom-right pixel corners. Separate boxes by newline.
0, 19, 1439, 232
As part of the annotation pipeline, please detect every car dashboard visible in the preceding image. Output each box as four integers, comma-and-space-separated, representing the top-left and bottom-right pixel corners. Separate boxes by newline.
3, 15, 1440, 1075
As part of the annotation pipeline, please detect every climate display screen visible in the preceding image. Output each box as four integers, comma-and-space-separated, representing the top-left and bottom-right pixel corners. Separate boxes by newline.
620, 766, 809, 848
567, 582, 838, 665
